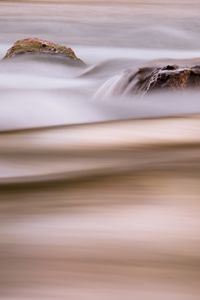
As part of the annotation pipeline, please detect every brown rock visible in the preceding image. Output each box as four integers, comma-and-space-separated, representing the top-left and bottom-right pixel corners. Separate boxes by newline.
3, 37, 85, 66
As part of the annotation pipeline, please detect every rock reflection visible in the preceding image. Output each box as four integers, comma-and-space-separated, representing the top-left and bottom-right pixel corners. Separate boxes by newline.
0, 116, 200, 300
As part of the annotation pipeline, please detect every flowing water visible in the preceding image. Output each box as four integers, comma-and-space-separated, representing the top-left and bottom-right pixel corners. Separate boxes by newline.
0, 1, 200, 299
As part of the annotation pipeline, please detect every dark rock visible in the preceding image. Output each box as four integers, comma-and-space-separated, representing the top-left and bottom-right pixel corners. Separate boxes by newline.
96, 64, 200, 99
3, 37, 85, 66
122, 65, 200, 96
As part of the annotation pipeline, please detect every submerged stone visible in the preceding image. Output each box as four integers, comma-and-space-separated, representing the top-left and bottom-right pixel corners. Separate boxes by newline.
3, 37, 85, 65
96, 64, 200, 98
130, 65, 200, 95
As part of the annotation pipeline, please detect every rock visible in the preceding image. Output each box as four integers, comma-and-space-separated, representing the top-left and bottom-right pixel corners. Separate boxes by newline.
131, 65, 200, 95
96, 64, 200, 98
3, 37, 85, 66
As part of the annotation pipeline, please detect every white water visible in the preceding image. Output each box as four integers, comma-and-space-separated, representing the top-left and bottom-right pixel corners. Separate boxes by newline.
1, 0, 200, 130
1, 45, 200, 130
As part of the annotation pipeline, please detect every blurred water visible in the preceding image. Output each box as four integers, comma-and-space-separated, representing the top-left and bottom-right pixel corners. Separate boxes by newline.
0, 1, 200, 300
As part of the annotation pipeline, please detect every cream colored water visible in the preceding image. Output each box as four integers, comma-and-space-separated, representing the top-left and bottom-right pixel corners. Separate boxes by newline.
0, 1, 200, 300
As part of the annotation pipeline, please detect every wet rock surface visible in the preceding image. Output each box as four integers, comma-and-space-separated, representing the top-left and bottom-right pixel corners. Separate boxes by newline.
121, 64, 200, 96
94, 64, 200, 100
3, 37, 85, 66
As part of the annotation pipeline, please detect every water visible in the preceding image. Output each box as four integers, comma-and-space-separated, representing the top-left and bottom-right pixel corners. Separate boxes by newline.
0, 1, 200, 299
